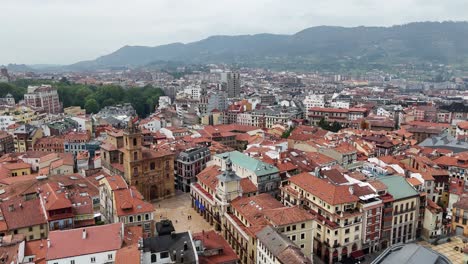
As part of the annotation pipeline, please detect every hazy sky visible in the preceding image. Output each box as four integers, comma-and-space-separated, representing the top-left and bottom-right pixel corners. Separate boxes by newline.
2, 0, 467, 65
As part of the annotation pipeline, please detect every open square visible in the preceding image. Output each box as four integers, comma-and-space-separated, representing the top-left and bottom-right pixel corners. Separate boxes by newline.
153, 191, 214, 234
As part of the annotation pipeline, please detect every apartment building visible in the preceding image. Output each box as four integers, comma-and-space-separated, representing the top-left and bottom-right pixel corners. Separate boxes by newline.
281, 173, 362, 264
24, 85, 62, 114
379, 176, 420, 246
256, 226, 312, 264
452, 196, 468, 236
175, 146, 211, 192
308, 107, 367, 127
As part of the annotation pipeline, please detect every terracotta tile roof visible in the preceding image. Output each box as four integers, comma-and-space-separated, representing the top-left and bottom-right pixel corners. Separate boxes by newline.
2, 162, 31, 171
46, 223, 123, 261
0, 197, 47, 230
123, 226, 143, 246
288, 173, 359, 205
276, 161, 298, 172
240, 178, 257, 194
193, 231, 239, 264
114, 189, 154, 217
303, 152, 336, 166
231, 193, 284, 226
368, 180, 388, 192
103, 175, 128, 191
41, 182, 72, 211
333, 142, 357, 154
407, 177, 423, 186
197, 165, 222, 191
64, 132, 90, 142
321, 169, 348, 185
25, 239, 47, 264
116, 243, 140, 264
263, 206, 315, 226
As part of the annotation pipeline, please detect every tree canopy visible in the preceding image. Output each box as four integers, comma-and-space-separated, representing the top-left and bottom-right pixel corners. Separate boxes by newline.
2, 79, 165, 117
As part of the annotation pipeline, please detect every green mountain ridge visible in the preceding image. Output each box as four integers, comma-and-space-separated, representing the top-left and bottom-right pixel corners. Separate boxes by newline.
68, 21, 468, 70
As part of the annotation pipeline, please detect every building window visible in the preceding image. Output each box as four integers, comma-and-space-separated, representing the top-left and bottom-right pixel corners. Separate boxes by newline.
137, 215, 142, 222
301, 223, 305, 229
134, 151, 138, 160
150, 162, 156, 170
151, 254, 157, 263
29, 227, 33, 232
108, 254, 113, 260
160, 252, 169, 258
70, 261, 75, 264
301, 233, 305, 240
345, 228, 350, 234
91, 257, 96, 263
133, 138, 137, 146
145, 214, 150, 221
129, 216, 134, 223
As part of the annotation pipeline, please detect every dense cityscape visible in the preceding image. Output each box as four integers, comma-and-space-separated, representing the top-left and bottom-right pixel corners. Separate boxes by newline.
1, 1, 468, 263
0, 62, 466, 264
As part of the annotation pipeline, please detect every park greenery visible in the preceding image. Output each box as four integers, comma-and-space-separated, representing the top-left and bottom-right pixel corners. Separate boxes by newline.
0, 78, 165, 117
318, 117, 343, 133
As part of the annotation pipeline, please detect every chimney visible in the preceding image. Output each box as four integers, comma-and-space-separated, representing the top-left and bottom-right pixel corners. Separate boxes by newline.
82, 228, 87, 239
8, 205, 13, 212
184, 241, 188, 251
180, 253, 184, 263
172, 250, 177, 260
47, 239, 51, 248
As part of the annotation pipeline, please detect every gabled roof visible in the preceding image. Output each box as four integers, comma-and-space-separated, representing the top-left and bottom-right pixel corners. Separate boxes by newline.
114, 188, 154, 217
0, 197, 47, 230
288, 172, 359, 205
47, 223, 123, 260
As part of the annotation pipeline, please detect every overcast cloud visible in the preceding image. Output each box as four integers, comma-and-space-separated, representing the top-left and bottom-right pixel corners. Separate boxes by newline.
1, 0, 467, 65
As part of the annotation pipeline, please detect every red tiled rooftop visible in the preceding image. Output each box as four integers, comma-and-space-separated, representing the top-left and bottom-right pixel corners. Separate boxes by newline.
47, 223, 123, 261
288, 173, 359, 205
114, 189, 154, 217
193, 230, 239, 264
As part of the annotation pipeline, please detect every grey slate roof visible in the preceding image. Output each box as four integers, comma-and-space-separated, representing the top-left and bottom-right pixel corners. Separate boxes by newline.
371, 243, 451, 264
419, 132, 468, 153
256, 226, 312, 264
143, 232, 197, 263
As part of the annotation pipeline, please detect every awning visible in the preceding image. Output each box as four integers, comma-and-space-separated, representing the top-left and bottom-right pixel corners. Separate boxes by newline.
351, 250, 364, 259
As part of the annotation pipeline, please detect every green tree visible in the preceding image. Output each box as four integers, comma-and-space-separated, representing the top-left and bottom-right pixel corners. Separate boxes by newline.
101, 98, 117, 107
84, 99, 99, 114
330, 121, 342, 132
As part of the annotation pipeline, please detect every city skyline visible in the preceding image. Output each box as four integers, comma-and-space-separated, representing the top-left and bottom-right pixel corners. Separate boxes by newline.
2, 0, 468, 65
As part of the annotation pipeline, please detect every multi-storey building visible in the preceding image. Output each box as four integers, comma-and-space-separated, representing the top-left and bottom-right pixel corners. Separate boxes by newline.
0, 131, 14, 155
99, 174, 155, 237
14, 124, 43, 152
308, 107, 367, 127
452, 195, 468, 236
175, 146, 211, 192
379, 176, 420, 246
256, 226, 312, 264
223, 72, 241, 98
24, 85, 62, 114
64, 132, 90, 155
318, 142, 358, 169
281, 173, 362, 264
191, 164, 258, 231
0, 196, 47, 241
213, 151, 281, 194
